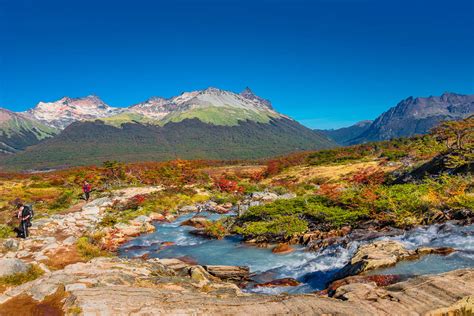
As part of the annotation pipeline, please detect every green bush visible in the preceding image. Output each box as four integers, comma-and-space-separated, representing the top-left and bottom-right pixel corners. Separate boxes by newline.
235, 215, 308, 238
76, 236, 108, 260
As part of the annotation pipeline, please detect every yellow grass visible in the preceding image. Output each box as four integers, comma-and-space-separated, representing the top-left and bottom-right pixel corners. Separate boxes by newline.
266, 159, 400, 184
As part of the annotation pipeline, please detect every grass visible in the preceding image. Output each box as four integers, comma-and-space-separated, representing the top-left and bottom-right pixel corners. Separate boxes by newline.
76, 236, 110, 260
0, 264, 44, 287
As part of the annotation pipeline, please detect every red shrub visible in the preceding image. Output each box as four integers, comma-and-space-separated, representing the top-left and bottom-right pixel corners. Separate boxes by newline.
214, 177, 243, 193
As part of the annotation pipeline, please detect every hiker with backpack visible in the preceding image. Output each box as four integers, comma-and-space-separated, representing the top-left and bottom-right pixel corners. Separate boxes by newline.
82, 180, 92, 201
16, 203, 33, 239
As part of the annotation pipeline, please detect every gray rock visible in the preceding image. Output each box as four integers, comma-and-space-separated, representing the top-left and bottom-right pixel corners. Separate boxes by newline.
65, 283, 87, 292
3, 239, 19, 251
62, 236, 77, 246
0, 258, 29, 277
133, 215, 150, 224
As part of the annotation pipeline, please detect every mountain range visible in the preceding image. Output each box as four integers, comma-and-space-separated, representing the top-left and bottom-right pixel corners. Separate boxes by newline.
1, 89, 472, 170
321, 92, 474, 145
0, 87, 334, 170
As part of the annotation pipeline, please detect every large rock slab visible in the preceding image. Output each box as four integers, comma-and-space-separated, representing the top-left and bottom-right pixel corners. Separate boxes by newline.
0, 258, 29, 277
204, 265, 250, 281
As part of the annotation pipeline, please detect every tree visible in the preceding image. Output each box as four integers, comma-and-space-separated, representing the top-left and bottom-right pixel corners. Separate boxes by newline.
432, 116, 474, 150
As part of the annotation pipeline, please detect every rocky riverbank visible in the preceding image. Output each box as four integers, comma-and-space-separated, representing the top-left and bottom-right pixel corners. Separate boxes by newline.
0, 187, 473, 315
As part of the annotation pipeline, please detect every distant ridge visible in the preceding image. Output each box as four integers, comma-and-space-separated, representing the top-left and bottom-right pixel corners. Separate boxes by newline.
321, 92, 474, 145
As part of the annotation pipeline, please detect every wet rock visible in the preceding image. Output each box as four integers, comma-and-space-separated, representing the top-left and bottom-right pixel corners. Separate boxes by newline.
180, 216, 210, 229
335, 240, 416, 279
272, 243, 294, 254
0, 258, 29, 277
160, 241, 175, 248
255, 278, 301, 288
416, 247, 455, 256
204, 265, 250, 281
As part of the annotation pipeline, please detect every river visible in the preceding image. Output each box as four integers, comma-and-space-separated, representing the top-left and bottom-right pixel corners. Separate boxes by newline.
119, 212, 474, 294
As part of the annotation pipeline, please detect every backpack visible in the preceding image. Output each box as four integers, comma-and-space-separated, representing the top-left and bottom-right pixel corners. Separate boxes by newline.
23, 204, 34, 220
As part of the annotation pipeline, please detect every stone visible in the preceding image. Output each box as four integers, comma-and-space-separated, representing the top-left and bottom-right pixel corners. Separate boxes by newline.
255, 278, 300, 288
426, 295, 473, 316
204, 265, 249, 281
62, 236, 77, 246
180, 216, 210, 229
416, 247, 455, 256
65, 283, 87, 292
179, 205, 198, 213
131, 215, 151, 225
0, 258, 29, 277
3, 239, 19, 251
326, 275, 403, 296
272, 243, 294, 254
337, 240, 415, 278
149, 213, 165, 221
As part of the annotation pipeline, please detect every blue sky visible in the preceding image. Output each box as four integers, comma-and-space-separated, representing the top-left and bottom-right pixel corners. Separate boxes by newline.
1, 0, 473, 129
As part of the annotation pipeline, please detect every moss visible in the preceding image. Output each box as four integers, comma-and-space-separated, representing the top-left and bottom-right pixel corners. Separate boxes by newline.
0, 224, 14, 238
0, 264, 44, 286
76, 236, 109, 260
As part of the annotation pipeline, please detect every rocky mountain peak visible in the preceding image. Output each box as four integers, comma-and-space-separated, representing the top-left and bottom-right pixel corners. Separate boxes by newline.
239, 87, 273, 109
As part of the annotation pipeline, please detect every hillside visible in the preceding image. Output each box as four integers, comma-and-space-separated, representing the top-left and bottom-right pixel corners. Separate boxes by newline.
318, 120, 372, 145
0, 108, 57, 154
323, 92, 474, 145
0, 118, 334, 170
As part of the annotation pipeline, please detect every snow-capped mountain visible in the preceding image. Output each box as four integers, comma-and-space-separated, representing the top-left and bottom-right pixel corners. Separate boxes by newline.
24, 88, 282, 129
26, 95, 123, 129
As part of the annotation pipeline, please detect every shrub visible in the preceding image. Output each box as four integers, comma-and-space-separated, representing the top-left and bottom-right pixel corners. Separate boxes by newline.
203, 220, 227, 239
76, 236, 108, 260
235, 215, 308, 238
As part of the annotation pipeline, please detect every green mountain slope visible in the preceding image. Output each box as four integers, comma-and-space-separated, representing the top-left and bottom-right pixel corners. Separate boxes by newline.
0, 118, 335, 170
0, 108, 57, 154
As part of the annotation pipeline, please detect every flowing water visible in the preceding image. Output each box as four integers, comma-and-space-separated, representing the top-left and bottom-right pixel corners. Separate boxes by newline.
119, 212, 474, 294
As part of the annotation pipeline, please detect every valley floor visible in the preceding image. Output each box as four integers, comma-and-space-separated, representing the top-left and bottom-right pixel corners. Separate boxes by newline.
0, 186, 472, 315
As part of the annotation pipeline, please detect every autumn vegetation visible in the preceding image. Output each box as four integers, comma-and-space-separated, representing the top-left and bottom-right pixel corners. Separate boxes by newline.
0, 117, 472, 244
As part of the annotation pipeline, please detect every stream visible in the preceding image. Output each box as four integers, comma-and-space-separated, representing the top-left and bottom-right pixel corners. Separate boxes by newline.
119, 212, 474, 294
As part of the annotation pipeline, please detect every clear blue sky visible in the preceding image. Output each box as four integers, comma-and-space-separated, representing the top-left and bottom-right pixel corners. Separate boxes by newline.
1, 0, 473, 129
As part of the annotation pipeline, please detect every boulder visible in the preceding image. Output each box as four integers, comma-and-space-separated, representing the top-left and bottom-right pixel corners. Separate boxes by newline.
180, 217, 210, 229
334, 240, 416, 279
272, 243, 294, 254
416, 247, 455, 256
255, 278, 300, 288
149, 213, 165, 221
204, 265, 250, 281
2, 239, 19, 251
0, 258, 29, 277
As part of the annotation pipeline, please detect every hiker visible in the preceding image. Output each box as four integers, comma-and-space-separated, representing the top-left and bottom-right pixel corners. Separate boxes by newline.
16, 203, 32, 239
82, 180, 92, 201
